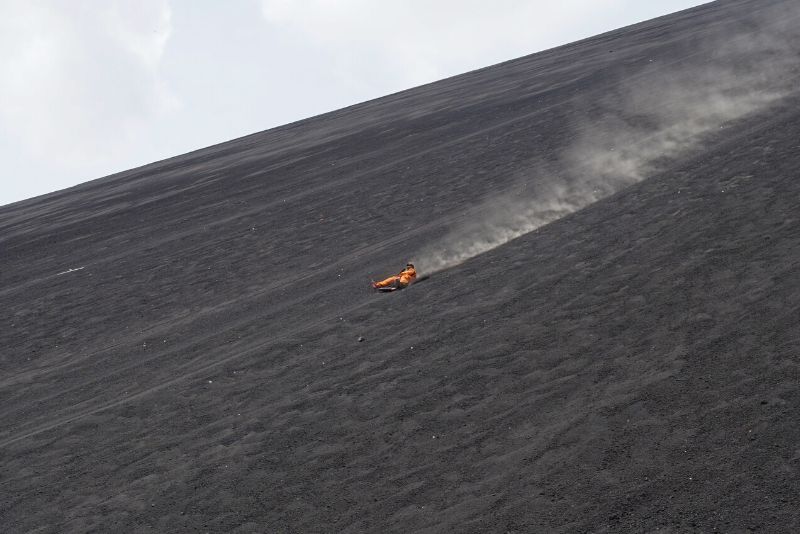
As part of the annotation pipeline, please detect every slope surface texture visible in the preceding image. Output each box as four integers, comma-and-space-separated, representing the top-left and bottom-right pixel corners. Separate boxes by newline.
2, 0, 800, 531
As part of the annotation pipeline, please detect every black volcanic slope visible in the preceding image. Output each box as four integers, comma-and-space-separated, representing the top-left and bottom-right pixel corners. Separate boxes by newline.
3, 1, 800, 532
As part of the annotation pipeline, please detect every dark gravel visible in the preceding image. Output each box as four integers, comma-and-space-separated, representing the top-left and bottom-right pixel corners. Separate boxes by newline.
2, 0, 799, 531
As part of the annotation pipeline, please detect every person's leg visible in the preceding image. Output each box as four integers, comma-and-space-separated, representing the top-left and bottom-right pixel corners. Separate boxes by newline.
374, 275, 400, 288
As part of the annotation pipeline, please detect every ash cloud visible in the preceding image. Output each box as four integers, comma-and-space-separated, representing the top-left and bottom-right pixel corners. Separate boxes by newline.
417, 4, 800, 274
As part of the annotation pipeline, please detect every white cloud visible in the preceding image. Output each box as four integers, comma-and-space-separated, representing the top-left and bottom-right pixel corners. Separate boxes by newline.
0, 0, 177, 171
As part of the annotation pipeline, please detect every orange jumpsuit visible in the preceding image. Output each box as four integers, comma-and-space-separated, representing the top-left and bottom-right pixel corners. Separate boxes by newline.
375, 266, 417, 289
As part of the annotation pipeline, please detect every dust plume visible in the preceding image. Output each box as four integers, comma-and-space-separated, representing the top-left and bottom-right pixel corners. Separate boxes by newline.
417, 5, 800, 274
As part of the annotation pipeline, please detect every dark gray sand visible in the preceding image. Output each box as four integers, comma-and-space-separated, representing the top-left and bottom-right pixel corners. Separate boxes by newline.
2, 0, 800, 531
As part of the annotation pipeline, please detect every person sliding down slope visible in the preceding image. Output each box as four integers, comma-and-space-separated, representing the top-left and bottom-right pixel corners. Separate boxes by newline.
372, 263, 417, 292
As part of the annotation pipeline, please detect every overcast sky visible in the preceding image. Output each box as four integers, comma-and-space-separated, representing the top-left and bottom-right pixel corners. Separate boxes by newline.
0, 0, 708, 207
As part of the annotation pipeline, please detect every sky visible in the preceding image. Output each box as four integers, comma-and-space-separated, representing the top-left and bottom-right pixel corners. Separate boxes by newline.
0, 0, 708, 207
